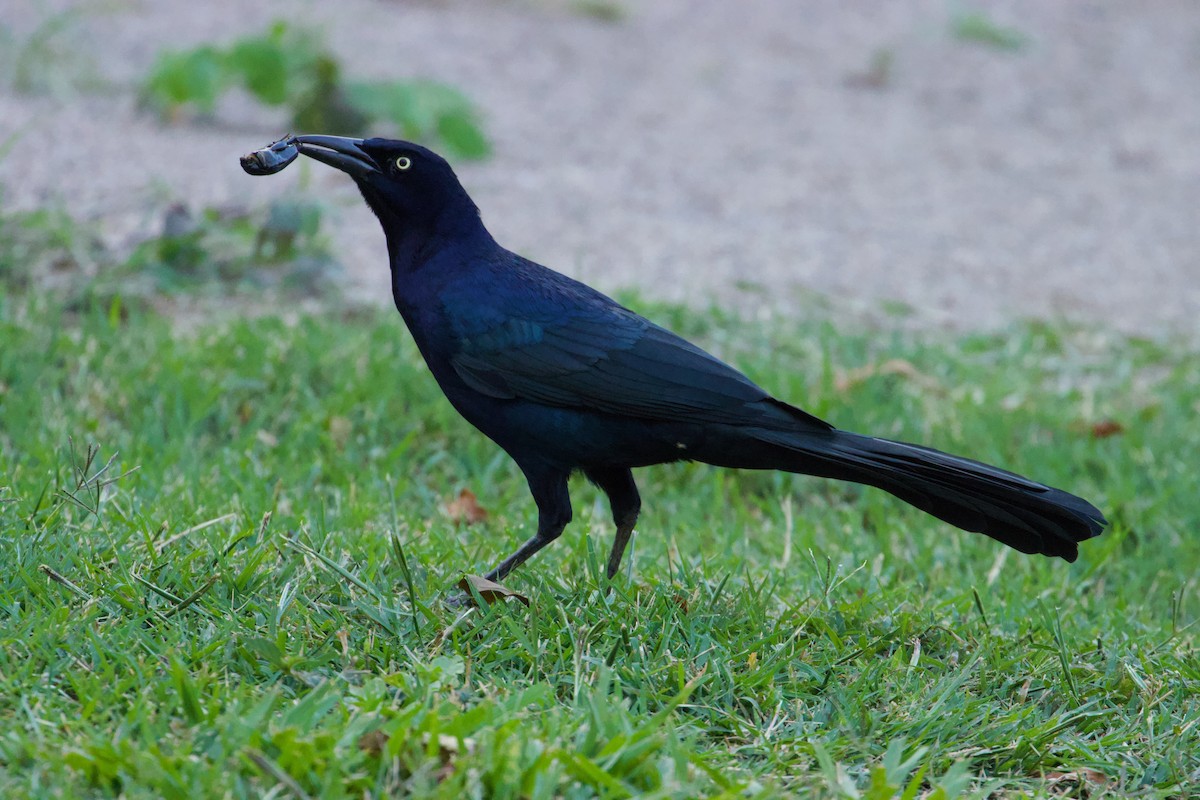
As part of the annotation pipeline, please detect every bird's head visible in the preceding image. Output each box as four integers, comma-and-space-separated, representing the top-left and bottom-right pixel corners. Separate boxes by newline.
290, 134, 482, 240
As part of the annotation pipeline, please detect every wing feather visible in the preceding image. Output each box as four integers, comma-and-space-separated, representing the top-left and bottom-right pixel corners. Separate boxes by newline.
451, 305, 829, 430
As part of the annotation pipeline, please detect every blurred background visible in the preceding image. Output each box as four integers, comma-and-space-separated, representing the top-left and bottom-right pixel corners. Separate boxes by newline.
2, 0, 1197, 335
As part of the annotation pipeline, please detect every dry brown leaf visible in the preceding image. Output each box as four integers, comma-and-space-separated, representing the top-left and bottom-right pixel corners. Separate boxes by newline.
358, 730, 476, 764
444, 489, 489, 524
358, 729, 389, 755
425, 732, 475, 757
671, 590, 691, 614
457, 574, 529, 607
1042, 768, 1109, 786
1090, 419, 1125, 439
834, 358, 942, 394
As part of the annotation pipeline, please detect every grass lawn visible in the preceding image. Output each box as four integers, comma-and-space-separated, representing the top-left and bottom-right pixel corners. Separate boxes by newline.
0, 292, 1196, 798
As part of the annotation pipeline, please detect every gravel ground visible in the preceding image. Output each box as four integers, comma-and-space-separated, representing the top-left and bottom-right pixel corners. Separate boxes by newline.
3, 0, 1198, 336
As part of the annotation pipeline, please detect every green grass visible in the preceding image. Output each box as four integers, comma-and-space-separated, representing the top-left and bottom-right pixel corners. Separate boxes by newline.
0, 292, 1196, 798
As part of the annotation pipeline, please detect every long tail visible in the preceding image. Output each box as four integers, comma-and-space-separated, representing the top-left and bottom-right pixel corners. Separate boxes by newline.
734, 428, 1106, 561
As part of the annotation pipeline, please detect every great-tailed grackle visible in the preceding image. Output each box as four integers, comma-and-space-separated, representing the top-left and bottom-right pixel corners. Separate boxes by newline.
243, 135, 1105, 583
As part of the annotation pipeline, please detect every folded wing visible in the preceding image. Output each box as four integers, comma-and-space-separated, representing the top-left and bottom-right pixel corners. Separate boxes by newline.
451, 306, 831, 431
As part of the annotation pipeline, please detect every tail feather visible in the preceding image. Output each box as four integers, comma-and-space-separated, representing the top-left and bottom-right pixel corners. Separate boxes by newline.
747, 428, 1106, 561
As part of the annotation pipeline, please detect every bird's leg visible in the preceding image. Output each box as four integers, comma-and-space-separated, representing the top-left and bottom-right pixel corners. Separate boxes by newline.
482, 466, 572, 584
584, 467, 641, 579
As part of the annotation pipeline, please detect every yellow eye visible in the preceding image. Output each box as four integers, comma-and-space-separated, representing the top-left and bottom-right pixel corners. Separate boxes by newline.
394, 156, 412, 171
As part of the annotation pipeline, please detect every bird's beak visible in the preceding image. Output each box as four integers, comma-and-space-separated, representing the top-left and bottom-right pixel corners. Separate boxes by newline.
295, 135, 378, 178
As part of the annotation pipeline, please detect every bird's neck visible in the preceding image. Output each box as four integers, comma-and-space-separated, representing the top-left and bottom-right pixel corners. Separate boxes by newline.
384, 204, 493, 277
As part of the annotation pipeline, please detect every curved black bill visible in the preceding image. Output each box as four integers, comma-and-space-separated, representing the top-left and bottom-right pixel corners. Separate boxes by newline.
295, 135, 377, 177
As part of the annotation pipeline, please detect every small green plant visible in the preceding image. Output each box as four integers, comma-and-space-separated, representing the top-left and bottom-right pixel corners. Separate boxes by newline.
141, 21, 489, 160
121, 199, 339, 293
951, 9, 1030, 52
0, 182, 337, 299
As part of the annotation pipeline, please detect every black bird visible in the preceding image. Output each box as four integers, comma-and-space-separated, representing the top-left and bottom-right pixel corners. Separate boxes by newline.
244, 135, 1105, 583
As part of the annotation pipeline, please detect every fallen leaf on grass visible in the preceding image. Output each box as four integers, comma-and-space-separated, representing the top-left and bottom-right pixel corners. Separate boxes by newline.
443, 488, 488, 524
1090, 419, 1125, 439
359, 729, 476, 781
670, 590, 691, 613
457, 574, 529, 607
834, 358, 943, 394
358, 729, 389, 755
424, 732, 476, 758
1041, 768, 1109, 788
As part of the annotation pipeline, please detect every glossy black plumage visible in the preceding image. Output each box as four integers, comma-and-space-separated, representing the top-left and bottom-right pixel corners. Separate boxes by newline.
249, 135, 1106, 584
